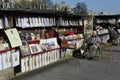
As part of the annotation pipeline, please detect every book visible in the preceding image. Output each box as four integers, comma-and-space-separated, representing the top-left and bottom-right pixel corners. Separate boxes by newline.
20, 41, 30, 56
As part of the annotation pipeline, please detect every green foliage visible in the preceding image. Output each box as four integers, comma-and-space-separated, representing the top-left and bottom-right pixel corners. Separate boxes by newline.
73, 2, 88, 15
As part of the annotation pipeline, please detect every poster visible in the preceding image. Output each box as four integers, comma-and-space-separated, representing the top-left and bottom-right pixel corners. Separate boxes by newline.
4, 28, 22, 48
12, 50, 20, 67
0, 54, 2, 70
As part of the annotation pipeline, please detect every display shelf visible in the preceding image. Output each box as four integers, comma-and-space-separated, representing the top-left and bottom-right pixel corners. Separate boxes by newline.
21, 48, 60, 58
28, 40, 40, 44
0, 8, 85, 79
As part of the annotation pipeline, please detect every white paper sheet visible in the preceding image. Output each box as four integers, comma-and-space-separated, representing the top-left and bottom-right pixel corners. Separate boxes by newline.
4, 17, 9, 28
0, 54, 3, 70
38, 17, 42, 26
25, 57, 29, 72
42, 53, 45, 66
39, 54, 42, 67
29, 56, 33, 71
4, 28, 22, 48
6, 51, 12, 68
21, 58, 26, 73
12, 50, 20, 67
32, 55, 36, 69
2, 53, 8, 69
36, 55, 39, 68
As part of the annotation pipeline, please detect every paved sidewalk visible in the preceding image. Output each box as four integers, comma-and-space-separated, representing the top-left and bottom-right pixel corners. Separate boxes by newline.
11, 46, 120, 80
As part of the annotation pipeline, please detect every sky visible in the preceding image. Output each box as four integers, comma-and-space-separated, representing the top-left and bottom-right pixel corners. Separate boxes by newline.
51, 0, 120, 15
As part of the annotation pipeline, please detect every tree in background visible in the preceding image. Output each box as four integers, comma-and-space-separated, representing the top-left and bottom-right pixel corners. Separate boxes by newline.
73, 2, 88, 15
42, 0, 54, 9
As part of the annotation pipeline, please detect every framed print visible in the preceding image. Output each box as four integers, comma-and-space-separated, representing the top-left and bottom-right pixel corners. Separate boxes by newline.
29, 44, 40, 54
